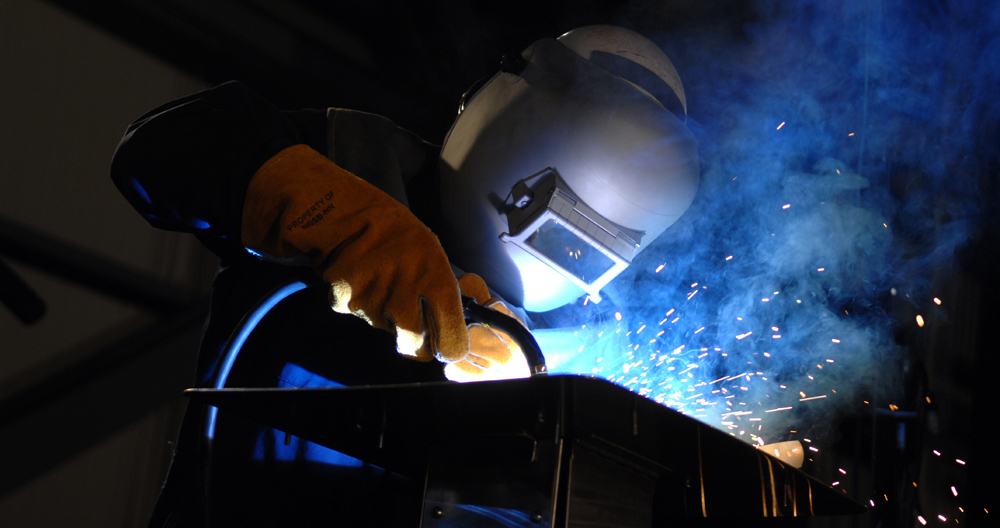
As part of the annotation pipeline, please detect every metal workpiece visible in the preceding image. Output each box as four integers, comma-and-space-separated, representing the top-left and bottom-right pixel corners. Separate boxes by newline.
187, 376, 863, 527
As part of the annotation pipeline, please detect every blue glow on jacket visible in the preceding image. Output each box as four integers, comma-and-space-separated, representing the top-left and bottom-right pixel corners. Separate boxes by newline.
252, 363, 363, 466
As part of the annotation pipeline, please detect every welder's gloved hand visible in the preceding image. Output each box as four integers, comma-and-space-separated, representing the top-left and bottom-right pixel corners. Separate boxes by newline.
445, 274, 531, 382
241, 144, 469, 362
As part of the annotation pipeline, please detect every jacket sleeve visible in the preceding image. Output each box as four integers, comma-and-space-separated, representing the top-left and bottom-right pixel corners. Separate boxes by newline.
110, 81, 326, 259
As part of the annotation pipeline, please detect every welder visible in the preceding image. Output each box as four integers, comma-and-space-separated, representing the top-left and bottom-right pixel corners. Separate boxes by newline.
112, 25, 699, 527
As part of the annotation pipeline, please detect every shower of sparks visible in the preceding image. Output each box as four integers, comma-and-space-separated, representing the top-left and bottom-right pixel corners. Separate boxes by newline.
545, 157, 912, 503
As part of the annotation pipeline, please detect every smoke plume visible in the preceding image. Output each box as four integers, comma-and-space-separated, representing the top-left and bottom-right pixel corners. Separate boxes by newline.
537, 0, 999, 447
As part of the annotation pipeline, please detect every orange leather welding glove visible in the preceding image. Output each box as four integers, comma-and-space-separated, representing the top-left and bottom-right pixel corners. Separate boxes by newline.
241, 144, 469, 362
444, 274, 531, 382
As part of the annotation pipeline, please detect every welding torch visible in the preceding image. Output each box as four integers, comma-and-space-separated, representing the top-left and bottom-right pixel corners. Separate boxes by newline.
461, 295, 547, 376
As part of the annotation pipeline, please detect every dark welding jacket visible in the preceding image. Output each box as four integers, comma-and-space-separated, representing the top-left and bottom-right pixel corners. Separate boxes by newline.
112, 81, 446, 527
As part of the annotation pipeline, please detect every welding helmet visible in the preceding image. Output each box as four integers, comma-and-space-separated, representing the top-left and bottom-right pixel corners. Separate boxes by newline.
439, 25, 699, 312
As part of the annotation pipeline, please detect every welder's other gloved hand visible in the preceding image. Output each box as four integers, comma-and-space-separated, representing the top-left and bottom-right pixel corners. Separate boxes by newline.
445, 274, 531, 382
241, 144, 470, 362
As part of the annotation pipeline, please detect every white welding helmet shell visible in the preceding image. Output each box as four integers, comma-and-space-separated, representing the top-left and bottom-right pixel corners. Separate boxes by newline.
439, 25, 700, 313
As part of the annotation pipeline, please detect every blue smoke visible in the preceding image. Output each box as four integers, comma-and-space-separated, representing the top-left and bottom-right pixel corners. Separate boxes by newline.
537, 0, 999, 446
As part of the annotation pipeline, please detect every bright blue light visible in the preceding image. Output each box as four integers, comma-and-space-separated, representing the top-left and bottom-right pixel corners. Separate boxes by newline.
129, 177, 152, 205
190, 218, 211, 230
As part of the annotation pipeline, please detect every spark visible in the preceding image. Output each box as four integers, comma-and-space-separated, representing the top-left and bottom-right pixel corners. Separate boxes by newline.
765, 407, 793, 413
782, 204, 791, 209
725, 255, 733, 261
916, 314, 925, 327
848, 132, 855, 136
934, 297, 942, 305
956, 459, 966, 465
615, 312, 622, 321
800, 395, 828, 402
951, 486, 958, 497
917, 516, 927, 525
832, 338, 841, 343
938, 515, 947, 522
736, 332, 753, 340
777, 121, 785, 130
817, 267, 826, 272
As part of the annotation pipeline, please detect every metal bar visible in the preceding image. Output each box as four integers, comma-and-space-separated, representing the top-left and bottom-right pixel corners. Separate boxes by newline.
0, 257, 47, 325
0, 215, 194, 314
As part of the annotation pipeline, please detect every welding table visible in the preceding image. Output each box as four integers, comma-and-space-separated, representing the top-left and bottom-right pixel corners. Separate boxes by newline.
187, 375, 863, 527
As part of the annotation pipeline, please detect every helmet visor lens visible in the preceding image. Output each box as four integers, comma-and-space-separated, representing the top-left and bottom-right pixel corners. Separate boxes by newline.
526, 219, 616, 285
